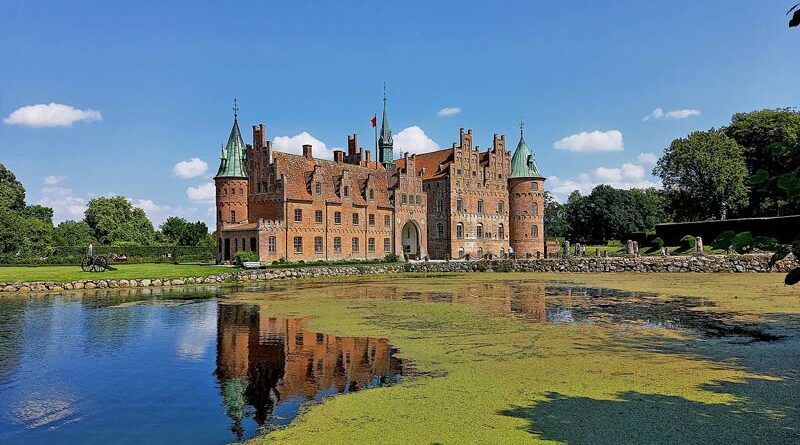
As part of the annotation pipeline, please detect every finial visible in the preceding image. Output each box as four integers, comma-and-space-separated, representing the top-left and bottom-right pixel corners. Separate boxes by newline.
383, 82, 387, 102
520, 117, 524, 137
233, 97, 239, 120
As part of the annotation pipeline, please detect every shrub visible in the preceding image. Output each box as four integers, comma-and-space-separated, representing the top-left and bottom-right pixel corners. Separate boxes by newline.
652, 237, 665, 249
679, 235, 696, 252
384, 253, 400, 263
655, 215, 800, 245
233, 251, 259, 267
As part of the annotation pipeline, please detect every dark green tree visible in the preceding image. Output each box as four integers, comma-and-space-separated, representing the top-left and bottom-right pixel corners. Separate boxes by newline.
0, 163, 26, 211
53, 220, 95, 246
159, 217, 211, 246
543, 191, 570, 239
654, 131, 749, 222
723, 109, 800, 216
84, 196, 155, 245
23, 205, 54, 225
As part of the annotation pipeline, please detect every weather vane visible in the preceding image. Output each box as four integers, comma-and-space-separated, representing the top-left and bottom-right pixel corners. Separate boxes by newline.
233, 97, 239, 119
520, 117, 524, 137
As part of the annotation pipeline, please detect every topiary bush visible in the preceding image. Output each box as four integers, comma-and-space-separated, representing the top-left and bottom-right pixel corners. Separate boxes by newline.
233, 251, 259, 267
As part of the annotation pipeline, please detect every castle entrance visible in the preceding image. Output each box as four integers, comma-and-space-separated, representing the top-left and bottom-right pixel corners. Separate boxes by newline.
401, 221, 420, 260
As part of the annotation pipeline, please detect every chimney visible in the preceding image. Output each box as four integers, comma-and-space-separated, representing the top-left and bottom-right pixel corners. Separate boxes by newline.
303, 144, 313, 160
334, 150, 344, 163
253, 124, 266, 150
365, 149, 372, 164
347, 134, 358, 164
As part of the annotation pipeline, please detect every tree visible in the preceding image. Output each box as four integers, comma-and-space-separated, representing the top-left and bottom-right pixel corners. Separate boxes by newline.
543, 191, 570, 239
159, 217, 211, 246
84, 196, 155, 245
654, 131, 749, 222
23, 205, 54, 225
723, 109, 800, 216
53, 220, 95, 246
0, 163, 26, 211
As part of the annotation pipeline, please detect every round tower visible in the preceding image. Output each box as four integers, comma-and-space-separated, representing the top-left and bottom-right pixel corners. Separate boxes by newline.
214, 105, 250, 262
508, 125, 546, 258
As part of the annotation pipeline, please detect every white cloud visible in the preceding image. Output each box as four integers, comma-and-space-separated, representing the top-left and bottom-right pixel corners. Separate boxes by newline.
131, 199, 172, 225
547, 161, 660, 203
272, 132, 333, 159
187, 182, 215, 203
637, 152, 659, 165
644, 107, 700, 121
38, 185, 88, 222
172, 158, 208, 179
437, 107, 462, 117
43, 175, 65, 186
553, 130, 624, 152
393, 126, 440, 155
4, 103, 102, 128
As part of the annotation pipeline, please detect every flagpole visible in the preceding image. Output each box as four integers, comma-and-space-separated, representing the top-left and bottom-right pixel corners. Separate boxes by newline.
374, 113, 378, 168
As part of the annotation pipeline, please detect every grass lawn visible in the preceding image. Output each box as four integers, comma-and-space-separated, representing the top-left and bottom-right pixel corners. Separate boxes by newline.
233, 272, 799, 444
0, 263, 231, 283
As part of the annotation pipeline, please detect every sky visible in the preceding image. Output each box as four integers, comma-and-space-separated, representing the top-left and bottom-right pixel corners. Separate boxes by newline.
1, 0, 798, 227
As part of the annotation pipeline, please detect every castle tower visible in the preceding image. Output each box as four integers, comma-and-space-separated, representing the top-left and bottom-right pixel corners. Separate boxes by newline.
508, 122, 545, 258
215, 101, 250, 261
378, 83, 395, 169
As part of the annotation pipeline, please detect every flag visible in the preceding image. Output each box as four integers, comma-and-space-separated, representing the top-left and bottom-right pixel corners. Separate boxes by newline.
370, 115, 377, 127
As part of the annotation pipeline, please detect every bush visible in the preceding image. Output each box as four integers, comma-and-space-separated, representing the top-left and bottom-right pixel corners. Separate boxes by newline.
652, 237, 665, 249
679, 235, 696, 252
233, 251, 259, 267
384, 253, 400, 263
655, 215, 800, 245
0, 245, 215, 265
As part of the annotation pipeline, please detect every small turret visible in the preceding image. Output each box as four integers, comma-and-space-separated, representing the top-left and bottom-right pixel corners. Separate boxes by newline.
508, 120, 546, 258
215, 100, 250, 262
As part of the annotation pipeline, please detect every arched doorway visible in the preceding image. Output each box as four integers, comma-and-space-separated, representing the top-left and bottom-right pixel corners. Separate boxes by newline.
401, 221, 420, 260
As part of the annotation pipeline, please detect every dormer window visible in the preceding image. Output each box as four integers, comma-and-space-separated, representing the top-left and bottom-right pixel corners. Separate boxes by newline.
315, 182, 322, 195
369, 188, 375, 200
343, 185, 350, 197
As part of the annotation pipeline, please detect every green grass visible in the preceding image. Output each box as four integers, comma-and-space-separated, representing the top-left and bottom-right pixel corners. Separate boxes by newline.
236, 273, 799, 444
0, 263, 230, 283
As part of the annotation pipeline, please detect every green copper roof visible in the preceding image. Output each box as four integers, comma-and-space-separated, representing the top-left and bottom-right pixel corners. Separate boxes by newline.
509, 134, 543, 178
215, 117, 248, 178
379, 85, 393, 147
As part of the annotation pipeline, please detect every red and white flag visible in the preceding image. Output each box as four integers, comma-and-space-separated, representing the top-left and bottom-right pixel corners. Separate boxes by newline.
370, 115, 377, 127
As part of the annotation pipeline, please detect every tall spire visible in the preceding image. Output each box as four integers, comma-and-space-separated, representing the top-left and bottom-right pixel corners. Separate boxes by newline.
378, 82, 394, 168
215, 101, 248, 178
509, 119, 543, 178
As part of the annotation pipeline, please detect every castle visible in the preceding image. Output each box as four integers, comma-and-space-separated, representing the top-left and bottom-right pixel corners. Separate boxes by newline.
214, 92, 545, 263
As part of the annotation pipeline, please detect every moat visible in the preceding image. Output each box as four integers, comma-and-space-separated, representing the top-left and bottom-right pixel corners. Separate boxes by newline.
1, 275, 798, 444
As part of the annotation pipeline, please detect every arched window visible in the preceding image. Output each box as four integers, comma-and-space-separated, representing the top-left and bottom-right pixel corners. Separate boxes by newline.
531, 202, 539, 216
456, 223, 464, 239
230, 210, 236, 222
369, 188, 375, 200
498, 224, 505, 240
223, 188, 227, 197
457, 198, 464, 212
477, 200, 484, 214
476, 223, 484, 238
437, 223, 444, 239
532, 225, 539, 237
498, 201, 504, 213
531, 181, 539, 191
458, 247, 465, 259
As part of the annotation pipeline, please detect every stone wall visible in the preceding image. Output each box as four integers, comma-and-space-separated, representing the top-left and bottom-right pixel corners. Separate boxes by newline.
0, 254, 796, 294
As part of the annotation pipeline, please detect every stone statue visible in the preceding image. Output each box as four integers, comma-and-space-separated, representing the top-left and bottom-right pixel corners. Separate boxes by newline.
581, 245, 587, 257
574, 243, 581, 256
728, 245, 735, 255
595, 249, 600, 257
564, 240, 570, 257
695, 236, 704, 255
633, 241, 639, 256
660, 247, 667, 256
627, 239, 635, 256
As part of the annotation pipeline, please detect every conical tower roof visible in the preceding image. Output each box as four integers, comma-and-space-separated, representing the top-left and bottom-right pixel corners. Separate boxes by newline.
509, 132, 543, 178
215, 115, 248, 179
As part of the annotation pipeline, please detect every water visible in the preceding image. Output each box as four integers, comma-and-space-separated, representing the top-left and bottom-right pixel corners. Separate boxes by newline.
0, 292, 409, 445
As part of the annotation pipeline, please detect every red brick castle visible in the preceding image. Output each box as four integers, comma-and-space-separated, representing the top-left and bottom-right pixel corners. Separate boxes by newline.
214, 93, 545, 263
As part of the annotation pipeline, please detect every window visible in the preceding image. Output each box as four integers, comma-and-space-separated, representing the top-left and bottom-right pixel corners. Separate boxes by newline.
457, 198, 464, 212
531, 202, 539, 216
532, 225, 539, 237
230, 210, 236, 222
498, 201, 504, 214
334, 211, 342, 224
343, 185, 350, 197
498, 224, 505, 240
239, 188, 243, 196
294, 208, 302, 222
531, 181, 539, 191
257, 182, 262, 193
262, 182, 268, 192
315, 182, 322, 195
416, 195, 421, 205
383, 238, 391, 252
437, 223, 444, 239
368, 238, 375, 252
436, 200, 443, 213
333, 237, 342, 253
458, 247, 465, 258
314, 236, 323, 253
369, 214, 375, 226
352, 237, 359, 253
315, 210, 323, 224
472, 170, 476, 177
477, 200, 484, 213
352, 213, 359, 225
456, 169, 462, 176
293, 236, 303, 253
456, 223, 464, 239
384, 215, 390, 226
369, 189, 375, 200
477, 223, 484, 238
223, 188, 227, 196
402, 194, 407, 204
268, 236, 276, 254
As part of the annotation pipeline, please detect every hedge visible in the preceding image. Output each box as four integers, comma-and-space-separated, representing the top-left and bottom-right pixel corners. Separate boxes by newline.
655, 215, 800, 245
0, 245, 215, 266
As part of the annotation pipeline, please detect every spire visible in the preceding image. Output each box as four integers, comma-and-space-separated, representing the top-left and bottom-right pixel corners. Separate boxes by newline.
509, 120, 543, 178
378, 82, 394, 168
215, 101, 248, 179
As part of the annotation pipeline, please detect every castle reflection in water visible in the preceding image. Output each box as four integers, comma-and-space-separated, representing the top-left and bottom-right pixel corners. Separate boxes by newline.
215, 304, 407, 439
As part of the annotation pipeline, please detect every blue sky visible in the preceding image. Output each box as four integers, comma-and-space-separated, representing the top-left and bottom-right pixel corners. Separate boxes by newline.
1, 0, 798, 226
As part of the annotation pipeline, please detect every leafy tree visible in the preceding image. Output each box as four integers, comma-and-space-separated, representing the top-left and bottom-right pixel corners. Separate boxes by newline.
543, 191, 570, 239
0, 163, 26, 211
0, 211, 30, 262
654, 131, 749, 221
53, 220, 95, 246
159, 216, 211, 246
84, 196, 155, 245
723, 109, 800, 216
23, 205, 54, 225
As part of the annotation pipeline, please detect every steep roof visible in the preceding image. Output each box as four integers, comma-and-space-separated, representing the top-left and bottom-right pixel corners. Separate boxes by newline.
215, 117, 248, 179
509, 134, 543, 178
395, 148, 453, 181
